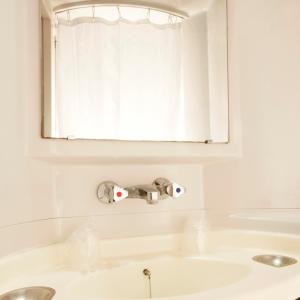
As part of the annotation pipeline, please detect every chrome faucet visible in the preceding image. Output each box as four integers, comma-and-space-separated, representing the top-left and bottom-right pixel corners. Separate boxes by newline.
97, 178, 185, 205
125, 185, 160, 205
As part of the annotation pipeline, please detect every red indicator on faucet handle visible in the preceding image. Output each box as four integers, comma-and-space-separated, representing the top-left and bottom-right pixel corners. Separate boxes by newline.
113, 186, 128, 202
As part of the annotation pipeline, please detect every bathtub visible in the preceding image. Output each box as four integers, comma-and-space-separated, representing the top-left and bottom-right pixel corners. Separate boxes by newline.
0, 230, 299, 300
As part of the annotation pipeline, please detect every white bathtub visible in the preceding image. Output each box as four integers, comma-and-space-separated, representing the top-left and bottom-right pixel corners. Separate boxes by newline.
0, 230, 299, 300
69, 258, 250, 299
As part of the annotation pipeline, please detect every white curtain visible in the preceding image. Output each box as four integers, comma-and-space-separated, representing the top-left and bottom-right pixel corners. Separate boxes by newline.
55, 9, 183, 141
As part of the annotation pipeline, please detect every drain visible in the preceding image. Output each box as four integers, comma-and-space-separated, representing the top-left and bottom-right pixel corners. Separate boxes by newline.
252, 255, 297, 268
143, 269, 152, 299
0, 286, 56, 300
143, 269, 151, 278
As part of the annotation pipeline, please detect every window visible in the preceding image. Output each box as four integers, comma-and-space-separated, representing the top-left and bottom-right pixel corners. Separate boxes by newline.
55, 6, 183, 140
43, 1, 229, 143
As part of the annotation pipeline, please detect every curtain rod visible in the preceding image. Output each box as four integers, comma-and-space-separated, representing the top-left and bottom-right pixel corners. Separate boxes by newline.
53, 1, 189, 19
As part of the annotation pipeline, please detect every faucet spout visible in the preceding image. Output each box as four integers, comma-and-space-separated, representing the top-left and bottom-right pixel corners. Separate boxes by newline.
126, 185, 160, 204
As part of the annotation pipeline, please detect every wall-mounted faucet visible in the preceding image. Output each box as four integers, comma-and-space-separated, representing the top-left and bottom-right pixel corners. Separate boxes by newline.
97, 178, 185, 205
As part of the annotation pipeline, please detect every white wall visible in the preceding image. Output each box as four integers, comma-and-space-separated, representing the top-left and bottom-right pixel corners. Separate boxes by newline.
0, 0, 55, 227
204, 0, 300, 209
0, 0, 204, 252
1, 0, 300, 256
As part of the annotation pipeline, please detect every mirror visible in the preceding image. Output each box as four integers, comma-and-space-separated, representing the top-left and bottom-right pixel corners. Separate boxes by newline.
42, 0, 228, 143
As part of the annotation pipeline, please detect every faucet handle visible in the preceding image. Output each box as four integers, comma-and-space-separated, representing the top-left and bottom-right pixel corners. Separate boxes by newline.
97, 181, 128, 204
153, 178, 186, 199
170, 182, 185, 198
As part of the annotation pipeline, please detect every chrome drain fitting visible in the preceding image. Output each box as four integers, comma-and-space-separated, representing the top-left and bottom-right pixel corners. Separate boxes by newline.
0, 286, 56, 300
143, 268, 152, 299
252, 255, 297, 268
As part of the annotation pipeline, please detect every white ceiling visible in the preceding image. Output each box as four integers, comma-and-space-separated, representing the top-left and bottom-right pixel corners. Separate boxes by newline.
48, 0, 215, 15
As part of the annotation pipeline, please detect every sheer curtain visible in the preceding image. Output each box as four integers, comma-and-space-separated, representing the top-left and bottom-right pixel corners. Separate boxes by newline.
55, 7, 183, 141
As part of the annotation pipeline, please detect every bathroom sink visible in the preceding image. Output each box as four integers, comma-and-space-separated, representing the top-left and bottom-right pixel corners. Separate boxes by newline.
68, 258, 250, 299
